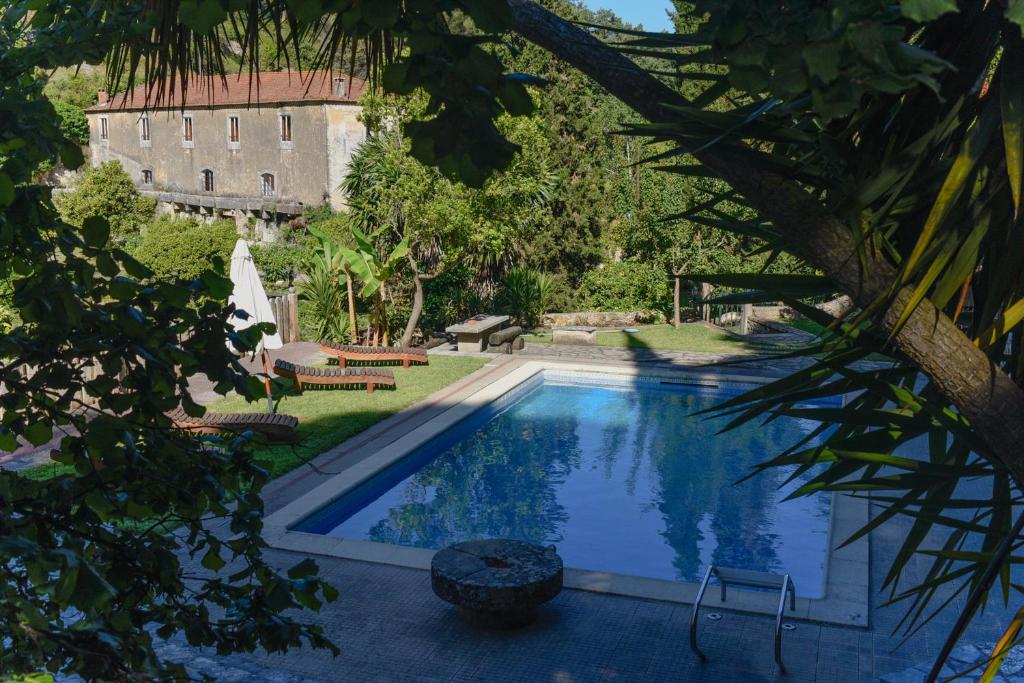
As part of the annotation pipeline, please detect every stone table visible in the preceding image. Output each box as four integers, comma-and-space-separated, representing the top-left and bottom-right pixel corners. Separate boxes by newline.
445, 315, 510, 353
552, 325, 598, 346
431, 539, 563, 628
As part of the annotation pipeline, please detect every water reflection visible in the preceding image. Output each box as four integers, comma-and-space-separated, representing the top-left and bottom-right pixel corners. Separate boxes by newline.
311, 376, 832, 596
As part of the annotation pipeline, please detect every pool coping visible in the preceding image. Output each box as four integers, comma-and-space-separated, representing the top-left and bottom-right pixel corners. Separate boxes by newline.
263, 360, 870, 628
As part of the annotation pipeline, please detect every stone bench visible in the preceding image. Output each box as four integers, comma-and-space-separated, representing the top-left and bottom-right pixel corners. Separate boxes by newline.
552, 325, 598, 346
445, 315, 510, 353
486, 326, 525, 354
431, 539, 563, 628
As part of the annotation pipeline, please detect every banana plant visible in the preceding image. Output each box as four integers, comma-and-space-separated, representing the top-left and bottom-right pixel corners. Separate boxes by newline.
305, 225, 358, 343
337, 225, 409, 346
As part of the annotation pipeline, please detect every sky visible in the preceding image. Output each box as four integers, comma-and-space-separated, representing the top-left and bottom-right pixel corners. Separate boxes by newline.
581, 0, 674, 31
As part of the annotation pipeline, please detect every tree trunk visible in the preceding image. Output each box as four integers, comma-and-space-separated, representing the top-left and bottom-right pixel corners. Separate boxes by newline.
344, 268, 357, 345
673, 274, 681, 329
508, 0, 1024, 485
377, 292, 388, 347
401, 255, 437, 349
701, 282, 713, 322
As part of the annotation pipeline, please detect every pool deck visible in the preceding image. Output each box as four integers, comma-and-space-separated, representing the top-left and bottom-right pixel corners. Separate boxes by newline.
179, 346, 1021, 682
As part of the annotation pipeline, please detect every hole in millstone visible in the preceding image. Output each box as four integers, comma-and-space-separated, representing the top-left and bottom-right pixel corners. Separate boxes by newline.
483, 556, 512, 569
706, 612, 722, 621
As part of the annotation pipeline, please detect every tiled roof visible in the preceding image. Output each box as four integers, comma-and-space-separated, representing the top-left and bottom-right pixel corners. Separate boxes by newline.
85, 71, 366, 112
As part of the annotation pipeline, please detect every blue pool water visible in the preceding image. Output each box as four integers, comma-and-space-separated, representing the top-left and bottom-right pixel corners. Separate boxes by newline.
297, 372, 833, 597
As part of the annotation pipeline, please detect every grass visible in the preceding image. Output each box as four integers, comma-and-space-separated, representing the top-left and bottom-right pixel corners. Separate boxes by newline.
207, 355, 489, 477
523, 323, 755, 354
786, 318, 826, 335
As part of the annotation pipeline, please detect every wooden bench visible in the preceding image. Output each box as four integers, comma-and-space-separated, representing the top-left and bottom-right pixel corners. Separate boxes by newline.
273, 359, 394, 394
166, 407, 298, 441
487, 326, 525, 354
319, 340, 428, 368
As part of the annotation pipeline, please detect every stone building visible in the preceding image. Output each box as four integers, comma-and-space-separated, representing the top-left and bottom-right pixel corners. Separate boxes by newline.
84, 71, 367, 238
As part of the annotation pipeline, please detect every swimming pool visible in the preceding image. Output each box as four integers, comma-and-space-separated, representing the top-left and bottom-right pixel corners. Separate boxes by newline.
294, 370, 833, 598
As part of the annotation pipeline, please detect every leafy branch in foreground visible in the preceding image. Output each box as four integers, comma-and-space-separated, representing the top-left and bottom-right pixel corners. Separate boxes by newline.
1, 7, 338, 679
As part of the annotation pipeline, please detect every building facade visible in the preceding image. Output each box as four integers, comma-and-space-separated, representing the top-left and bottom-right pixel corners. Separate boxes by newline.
84, 71, 367, 237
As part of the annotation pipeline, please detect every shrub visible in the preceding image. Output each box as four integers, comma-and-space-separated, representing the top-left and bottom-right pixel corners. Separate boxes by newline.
250, 242, 307, 287
541, 272, 579, 314
55, 161, 155, 239
578, 261, 671, 313
132, 216, 239, 280
52, 101, 89, 146
0, 276, 18, 335
42, 70, 105, 109
496, 267, 554, 328
421, 265, 486, 333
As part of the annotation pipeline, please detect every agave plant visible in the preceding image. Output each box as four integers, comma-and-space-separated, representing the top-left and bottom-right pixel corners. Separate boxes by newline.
297, 247, 351, 344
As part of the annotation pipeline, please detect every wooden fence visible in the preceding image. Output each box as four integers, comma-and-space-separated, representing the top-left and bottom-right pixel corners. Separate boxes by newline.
268, 293, 301, 343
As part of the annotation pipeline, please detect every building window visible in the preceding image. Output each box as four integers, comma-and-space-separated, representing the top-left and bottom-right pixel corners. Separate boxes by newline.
279, 114, 292, 142
182, 116, 193, 142
201, 169, 214, 192
227, 115, 239, 143
141, 169, 153, 185
260, 173, 276, 198
99, 117, 108, 141
139, 115, 151, 142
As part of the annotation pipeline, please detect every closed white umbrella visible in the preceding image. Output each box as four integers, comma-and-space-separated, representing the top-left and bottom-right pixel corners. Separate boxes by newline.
228, 239, 282, 412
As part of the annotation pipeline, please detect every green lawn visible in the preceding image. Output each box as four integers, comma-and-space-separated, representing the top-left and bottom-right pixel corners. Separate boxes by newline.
786, 318, 826, 335
523, 323, 754, 354
207, 355, 489, 477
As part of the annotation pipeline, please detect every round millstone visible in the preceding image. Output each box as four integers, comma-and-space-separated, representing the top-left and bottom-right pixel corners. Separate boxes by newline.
431, 539, 563, 628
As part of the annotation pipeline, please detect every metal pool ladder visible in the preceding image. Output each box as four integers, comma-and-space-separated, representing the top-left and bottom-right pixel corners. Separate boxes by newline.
689, 566, 797, 673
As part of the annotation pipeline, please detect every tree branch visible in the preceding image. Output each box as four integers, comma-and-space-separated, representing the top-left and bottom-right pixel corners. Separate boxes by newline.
507, 0, 1024, 482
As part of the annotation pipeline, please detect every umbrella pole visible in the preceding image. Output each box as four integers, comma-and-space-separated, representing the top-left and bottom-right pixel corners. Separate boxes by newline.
261, 349, 274, 414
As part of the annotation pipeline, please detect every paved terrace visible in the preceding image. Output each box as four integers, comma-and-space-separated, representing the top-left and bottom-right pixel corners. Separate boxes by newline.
29, 341, 1024, 681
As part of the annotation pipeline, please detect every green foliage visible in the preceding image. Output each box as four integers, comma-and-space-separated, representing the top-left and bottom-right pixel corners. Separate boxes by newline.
132, 216, 238, 280
0, 275, 18, 335
55, 161, 155, 238
505, 2, 672, 281
297, 246, 351, 343
579, 261, 672, 313
42, 69, 105, 109
496, 267, 554, 328
1, 9, 338, 675
420, 264, 487, 332
51, 101, 89, 146
250, 242, 305, 287
347, 93, 557, 289
693, 0, 951, 119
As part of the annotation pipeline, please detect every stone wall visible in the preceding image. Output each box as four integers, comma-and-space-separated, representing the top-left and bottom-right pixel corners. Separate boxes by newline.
541, 310, 665, 327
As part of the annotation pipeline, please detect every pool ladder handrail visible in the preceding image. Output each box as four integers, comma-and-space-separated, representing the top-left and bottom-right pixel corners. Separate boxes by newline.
689, 565, 797, 674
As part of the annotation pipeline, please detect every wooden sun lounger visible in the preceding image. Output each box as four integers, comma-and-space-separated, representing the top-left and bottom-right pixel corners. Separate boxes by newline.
273, 359, 395, 394
166, 407, 298, 440
318, 340, 429, 368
